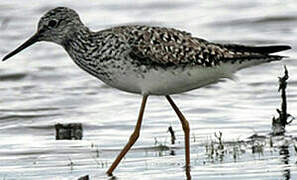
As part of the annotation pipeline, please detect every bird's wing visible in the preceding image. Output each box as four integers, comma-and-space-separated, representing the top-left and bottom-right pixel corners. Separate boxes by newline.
111, 25, 287, 67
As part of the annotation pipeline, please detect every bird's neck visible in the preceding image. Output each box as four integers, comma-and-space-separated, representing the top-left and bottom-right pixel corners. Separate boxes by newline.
61, 25, 113, 81
62, 25, 114, 64
62, 25, 93, 60
62, 25, 90, 47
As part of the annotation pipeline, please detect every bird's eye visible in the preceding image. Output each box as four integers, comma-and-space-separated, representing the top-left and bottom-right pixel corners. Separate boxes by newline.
48, 20, 58, 28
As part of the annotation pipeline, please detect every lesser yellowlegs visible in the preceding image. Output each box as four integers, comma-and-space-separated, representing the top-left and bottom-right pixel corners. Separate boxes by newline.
2, 7, 291, 178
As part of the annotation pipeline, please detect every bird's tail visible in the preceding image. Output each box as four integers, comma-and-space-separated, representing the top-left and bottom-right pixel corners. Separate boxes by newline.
224, 45, 291, 71
217, 44, 291, 80
222, 44, 291, 54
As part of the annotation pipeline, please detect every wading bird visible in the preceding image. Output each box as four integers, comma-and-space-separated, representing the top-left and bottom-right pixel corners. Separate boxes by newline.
2, 7, 291, 179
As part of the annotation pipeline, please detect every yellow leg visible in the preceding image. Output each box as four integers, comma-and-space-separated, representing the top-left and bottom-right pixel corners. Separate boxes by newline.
166, 95, 191, 179
106, 95, 148, 176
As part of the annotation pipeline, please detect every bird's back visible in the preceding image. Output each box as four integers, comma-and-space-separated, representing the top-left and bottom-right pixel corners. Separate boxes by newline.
109, 25, 290, 68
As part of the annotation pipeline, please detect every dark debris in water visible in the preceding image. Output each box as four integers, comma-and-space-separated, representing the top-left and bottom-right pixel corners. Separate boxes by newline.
55, 123, 83, 140
272, 66, 295, 135
168, 126, 176, 145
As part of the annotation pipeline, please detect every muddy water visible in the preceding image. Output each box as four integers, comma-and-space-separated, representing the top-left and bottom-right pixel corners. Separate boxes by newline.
1, 1, 297, 179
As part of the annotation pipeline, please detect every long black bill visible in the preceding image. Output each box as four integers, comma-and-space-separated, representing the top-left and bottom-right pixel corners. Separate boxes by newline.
2, 33, 40, 61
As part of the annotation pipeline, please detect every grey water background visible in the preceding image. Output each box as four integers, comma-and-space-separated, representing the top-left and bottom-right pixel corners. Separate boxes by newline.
1, 0, 297, 179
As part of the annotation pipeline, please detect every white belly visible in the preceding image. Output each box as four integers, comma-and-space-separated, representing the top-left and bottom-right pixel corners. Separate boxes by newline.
104, 63, 237, 95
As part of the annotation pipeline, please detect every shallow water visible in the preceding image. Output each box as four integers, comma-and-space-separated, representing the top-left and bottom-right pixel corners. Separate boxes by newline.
1, 0, 297, 179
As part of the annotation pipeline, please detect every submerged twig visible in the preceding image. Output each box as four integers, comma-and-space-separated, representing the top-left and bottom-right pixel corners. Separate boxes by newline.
167, 126, 176, 155
278, 65, 289, 126
272, 66, 294, 135
168, 126, 176, 145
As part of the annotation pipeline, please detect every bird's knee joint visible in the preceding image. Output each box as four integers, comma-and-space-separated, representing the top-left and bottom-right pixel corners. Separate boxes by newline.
182, 120, 190, 134
129, 131, 140, 142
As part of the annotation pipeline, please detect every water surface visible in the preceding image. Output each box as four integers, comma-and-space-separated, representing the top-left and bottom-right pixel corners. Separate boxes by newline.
1, 0, 297, 179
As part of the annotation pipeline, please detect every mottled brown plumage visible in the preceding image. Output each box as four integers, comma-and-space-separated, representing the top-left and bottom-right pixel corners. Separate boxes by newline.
111, 25, 288, 67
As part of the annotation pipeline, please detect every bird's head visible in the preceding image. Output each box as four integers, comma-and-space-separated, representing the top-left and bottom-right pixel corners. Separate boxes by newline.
2, 7, 82, 61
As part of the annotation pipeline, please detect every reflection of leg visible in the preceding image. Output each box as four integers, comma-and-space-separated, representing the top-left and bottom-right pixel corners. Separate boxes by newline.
106, 95, 149, 176
165, 95, 191, 179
